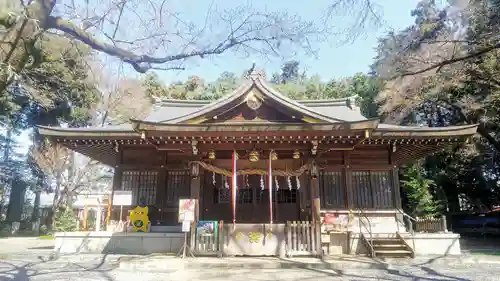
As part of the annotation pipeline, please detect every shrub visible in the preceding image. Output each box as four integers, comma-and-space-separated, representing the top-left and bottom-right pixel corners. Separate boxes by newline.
53, 208, 78, 232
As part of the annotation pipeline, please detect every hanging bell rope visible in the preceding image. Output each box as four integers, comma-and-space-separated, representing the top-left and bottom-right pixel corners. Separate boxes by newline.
192, 161, 311, 177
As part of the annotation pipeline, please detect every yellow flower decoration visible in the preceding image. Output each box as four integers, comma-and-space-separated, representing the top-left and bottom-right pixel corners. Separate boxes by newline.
248, 232, 262, 243
235, 232, 244, 240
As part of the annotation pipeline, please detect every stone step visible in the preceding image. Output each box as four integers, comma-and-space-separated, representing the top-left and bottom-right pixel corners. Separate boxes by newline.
373, 244, 407, 249
374, 249, 413, 257
371, 239, 404, 245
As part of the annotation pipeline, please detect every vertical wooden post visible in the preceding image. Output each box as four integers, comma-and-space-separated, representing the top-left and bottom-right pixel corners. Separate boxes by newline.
310, 167, 322, 257
106, 147, 123, 227
392, 167, 402, 209
106, 167, 122, 224
344, 151, 353, 209
189, 166, 201, 249
82, 205, 88, 231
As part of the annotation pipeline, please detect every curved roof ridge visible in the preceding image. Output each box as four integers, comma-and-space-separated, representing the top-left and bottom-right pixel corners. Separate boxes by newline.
253, 78, 348, 122
156, 98, 352, 107
157, 100, 212, 108
156, 99, 212, 105
298, 98, 350, 104
300, 101, 349, 107
143, 75, 369, 124
154, 80, 254, 123
376, 123, 478, 132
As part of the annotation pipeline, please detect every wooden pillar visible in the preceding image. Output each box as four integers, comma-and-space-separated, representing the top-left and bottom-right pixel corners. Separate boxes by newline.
156, 170, 166, 211
82, 205, 88, 231
310, 172, 320, 222
392, 167, 402, 209
344, 151, 354, 209
189, 164, 201, 249
106, 147, 123, 226
309, 160, 323, 257
106, 167, 122, 225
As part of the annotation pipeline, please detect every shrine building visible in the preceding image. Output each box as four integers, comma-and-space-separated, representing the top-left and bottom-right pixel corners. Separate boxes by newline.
39, 70, 476, 257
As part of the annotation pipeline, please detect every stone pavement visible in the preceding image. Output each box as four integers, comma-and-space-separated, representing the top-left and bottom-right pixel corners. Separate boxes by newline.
2, 236, 500, 280
2, 253, 500, 281
0, 237, 54, 255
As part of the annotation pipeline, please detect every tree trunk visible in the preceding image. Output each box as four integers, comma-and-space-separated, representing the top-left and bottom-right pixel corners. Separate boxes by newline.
6, 181, 26, 222
31, 189, 41, 222
49, 176, 62, 231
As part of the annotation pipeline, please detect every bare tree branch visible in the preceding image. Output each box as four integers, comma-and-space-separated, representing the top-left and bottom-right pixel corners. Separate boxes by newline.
399, 42, 500, 78
45, 11, 302, 73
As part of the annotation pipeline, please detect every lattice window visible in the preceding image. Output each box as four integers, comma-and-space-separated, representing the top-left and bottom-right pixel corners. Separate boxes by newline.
319, 171, 345, 208
121, 171, 158, 205
237, 187, 253, 204
352, 171, 394, 209
164, 170, 190, 206
213, 174, 231, 204
217, 188, 231, 203
275, 189, 297, 203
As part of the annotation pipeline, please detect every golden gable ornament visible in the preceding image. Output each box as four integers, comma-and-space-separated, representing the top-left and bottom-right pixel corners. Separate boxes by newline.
246, 91, 262, 110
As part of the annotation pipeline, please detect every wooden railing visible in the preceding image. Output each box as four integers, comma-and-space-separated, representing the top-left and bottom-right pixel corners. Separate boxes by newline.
414, 215, 448, 233
285, 221, 321, 257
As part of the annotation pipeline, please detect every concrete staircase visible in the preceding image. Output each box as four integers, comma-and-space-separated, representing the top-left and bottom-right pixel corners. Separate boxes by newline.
371, 236, 414, 258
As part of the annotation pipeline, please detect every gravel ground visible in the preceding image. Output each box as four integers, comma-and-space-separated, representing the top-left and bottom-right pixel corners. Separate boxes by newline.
1, 253, 500, 281
1, 237, 500, 281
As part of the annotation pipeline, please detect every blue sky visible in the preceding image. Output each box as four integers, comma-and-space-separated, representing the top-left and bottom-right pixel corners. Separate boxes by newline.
151, 0, 419, 83
5, 0, 420, 205
15, 0, 420, 153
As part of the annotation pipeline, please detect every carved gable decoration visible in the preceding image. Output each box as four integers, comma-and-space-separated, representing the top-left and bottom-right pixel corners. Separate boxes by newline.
245, 90, 262, 111
201, 88, 305, 124
165, 74, 334, 125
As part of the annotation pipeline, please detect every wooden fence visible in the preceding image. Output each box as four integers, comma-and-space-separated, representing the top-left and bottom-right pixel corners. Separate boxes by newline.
414, 216, 448, 233
192, 220, 321, 257
285, 221, 321, 257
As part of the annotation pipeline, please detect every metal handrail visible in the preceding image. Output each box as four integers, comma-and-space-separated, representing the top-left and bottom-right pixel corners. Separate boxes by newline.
357, 208, 374, 257
395, 209, 416, 254
395, 209, 416, 235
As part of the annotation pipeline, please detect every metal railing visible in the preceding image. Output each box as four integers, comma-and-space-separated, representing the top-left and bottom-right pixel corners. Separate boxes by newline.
357, 208, 374, 257
395, 209, 416, 254
395, 209, 416, 235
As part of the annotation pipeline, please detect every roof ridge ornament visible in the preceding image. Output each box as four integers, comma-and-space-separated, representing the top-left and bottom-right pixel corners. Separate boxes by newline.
244, 61, 266, 80
347, 95, 361, 112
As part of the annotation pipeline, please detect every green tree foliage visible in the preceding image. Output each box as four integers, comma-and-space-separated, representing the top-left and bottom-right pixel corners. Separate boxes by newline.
400, 165, 441, 217
142, 61, 382, 120
371, 0, 500, 212
53, 208, 78, 232
143, 72, 242, 101
0, 18, 100, 227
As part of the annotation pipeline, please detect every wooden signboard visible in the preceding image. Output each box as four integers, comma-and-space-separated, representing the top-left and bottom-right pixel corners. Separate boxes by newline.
178, 199, 196, 222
